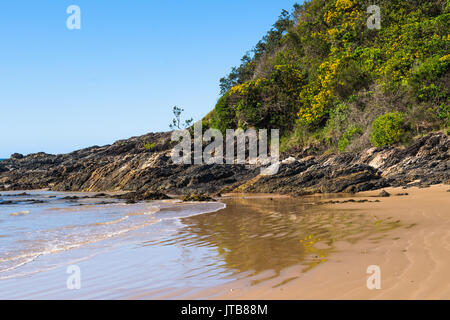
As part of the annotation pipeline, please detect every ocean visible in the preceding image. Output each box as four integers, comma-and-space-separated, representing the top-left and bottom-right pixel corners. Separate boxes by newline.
0, 191, 227, 297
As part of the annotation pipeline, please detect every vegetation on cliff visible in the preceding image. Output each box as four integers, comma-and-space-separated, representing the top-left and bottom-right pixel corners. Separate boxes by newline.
203, 0, 449, 153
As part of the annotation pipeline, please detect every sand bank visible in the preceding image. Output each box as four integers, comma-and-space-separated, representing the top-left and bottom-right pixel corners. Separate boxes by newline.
190, 184, 450, 300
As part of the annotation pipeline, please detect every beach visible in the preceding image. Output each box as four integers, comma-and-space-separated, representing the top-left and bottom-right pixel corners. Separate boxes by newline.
192, 184, 450, 300
0, 185, 447, 299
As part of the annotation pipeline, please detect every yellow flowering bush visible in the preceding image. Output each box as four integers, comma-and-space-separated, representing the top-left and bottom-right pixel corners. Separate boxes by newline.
207, 0, 448, 150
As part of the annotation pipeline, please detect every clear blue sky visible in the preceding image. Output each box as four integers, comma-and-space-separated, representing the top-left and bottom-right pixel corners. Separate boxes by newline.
0, 0, 300, 158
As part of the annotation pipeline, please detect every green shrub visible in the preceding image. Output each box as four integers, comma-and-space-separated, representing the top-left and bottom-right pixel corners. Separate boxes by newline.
208, 93, 237, 133
410, 55, 450, 104
338, 126, 363, 152
144, 142, 156, 150
370, 112, 407, 147
437, 103, 449, 125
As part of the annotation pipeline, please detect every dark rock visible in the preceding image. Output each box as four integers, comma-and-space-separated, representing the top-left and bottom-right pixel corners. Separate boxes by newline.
22, 199, 46, 204
182, 193, 215, 202
319, 199, 380, 205
377, 190, 390, 197
141, 191, 171, 200
92, 193, 108, 198
62, 196, 85, 200
114, 190, 171, 202
0, 200, 16, 205
113, 192, 136, 200
11, 153, 24, 160
0, 132, 448, 197
75, 201, 116, 206
3, 192, 31, 197
95, 201, 116, 205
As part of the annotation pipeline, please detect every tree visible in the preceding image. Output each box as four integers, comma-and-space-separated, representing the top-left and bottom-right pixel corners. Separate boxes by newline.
169, 106, 193, 130
218, 9, 294, 95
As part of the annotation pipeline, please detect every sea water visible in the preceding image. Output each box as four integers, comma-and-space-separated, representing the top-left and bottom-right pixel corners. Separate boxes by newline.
0, 191, 225, 295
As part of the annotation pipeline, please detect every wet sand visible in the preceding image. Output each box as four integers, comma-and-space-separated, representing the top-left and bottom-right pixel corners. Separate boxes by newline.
189, 184, 450, 300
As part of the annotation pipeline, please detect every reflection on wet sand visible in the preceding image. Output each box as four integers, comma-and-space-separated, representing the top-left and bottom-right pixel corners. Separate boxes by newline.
143, 196, 402, 286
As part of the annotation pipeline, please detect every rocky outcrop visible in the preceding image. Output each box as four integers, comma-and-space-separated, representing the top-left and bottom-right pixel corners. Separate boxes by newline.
0, 132, 259, 196
237, 132, 449, 194
0, 131, 448, 197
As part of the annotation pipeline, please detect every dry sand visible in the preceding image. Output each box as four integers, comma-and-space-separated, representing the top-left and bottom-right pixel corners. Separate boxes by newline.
189, 184, 450, 300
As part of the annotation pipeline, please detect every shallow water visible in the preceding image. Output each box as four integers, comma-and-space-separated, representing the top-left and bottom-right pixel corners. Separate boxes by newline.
0, 192, 401, 299
0, 191, 224, 280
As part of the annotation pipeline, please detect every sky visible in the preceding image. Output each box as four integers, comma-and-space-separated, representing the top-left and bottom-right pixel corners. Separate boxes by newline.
0, 0, 300, 158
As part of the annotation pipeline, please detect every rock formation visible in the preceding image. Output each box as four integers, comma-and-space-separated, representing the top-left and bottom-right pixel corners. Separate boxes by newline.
0, 131, 448, 198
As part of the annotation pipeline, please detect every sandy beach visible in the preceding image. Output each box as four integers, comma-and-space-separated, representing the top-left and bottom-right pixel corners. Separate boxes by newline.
190, 184, 450, 300
0, 185, 448, 299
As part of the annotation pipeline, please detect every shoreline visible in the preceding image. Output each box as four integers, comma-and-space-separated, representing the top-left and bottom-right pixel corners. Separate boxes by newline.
0, 184, 448, 299
186, 184, 450, 300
